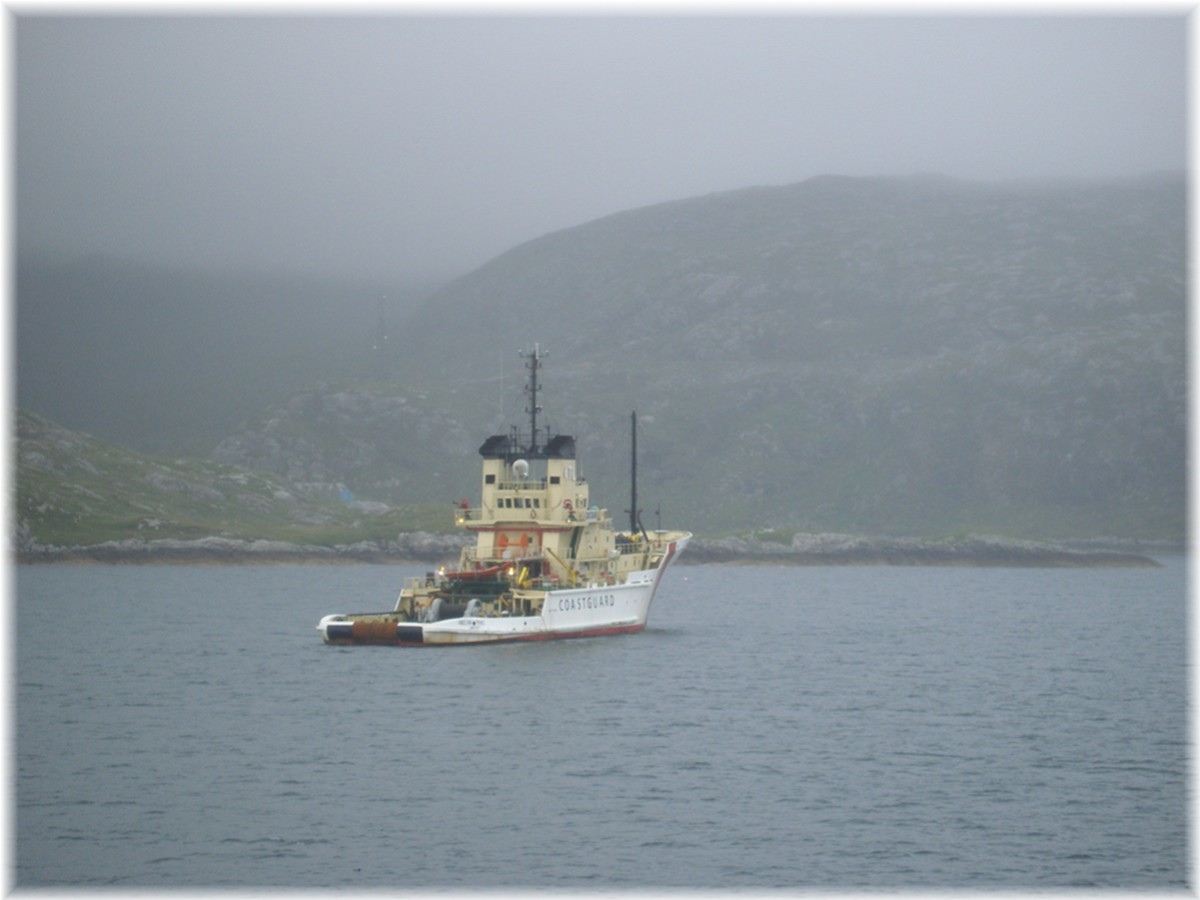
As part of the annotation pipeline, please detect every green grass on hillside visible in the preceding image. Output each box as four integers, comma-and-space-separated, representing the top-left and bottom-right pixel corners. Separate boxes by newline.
16, 410, 457, 547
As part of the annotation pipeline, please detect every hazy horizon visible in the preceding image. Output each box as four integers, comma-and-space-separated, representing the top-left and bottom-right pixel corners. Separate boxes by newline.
16, 13, 1188, 283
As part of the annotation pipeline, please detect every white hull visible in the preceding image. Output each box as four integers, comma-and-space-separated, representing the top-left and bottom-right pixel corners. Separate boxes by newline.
318, 535, 686, 646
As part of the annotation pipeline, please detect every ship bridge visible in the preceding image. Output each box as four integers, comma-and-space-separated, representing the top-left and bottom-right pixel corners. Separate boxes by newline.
455, 345, 614, 568
458, 428, 593, 532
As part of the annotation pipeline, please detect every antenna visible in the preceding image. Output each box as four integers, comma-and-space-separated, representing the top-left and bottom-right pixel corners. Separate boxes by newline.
627, 410, 640, 534
521, 344, 545, 456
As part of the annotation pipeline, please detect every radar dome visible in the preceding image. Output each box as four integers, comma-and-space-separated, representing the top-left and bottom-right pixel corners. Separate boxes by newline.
512, 459, 529, 480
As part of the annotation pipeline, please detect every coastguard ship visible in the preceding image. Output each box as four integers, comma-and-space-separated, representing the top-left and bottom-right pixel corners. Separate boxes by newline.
317, 346, 690, 646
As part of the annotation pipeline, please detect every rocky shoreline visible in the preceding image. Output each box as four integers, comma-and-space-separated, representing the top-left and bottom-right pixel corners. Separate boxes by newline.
684, 533, 1171, 567
15, 531, 1173, 567
13, 531, 472, 565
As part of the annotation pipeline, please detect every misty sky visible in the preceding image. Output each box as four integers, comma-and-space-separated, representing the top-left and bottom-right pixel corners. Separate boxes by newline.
15, 12, 1188, 281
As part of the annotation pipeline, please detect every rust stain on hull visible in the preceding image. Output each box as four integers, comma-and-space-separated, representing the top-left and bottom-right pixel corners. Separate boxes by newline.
350, 619, 401, 643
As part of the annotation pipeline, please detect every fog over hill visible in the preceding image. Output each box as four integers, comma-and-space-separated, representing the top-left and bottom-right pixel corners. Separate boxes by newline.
207, 173, 1186, 539
18, 173, 1186, 540
16, 257, 439, 454
400, 173, 1183, 377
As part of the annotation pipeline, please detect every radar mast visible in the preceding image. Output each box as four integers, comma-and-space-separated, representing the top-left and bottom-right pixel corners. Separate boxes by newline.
523, 344, 544, 456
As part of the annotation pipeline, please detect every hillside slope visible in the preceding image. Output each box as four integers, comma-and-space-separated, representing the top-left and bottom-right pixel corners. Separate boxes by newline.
16, 257, 437, 454
14, 410, 454, 551
15, 410, 1166, 566
400, 174, 1183, 377
214, 174, 1184, 539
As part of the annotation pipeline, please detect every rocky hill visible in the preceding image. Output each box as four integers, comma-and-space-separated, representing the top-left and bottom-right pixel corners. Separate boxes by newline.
15, 409, 1164, 566
212, 174, 1186, 540
13, 409, 457, 555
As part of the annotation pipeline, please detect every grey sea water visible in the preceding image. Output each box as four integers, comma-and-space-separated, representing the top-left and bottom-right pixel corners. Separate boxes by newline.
15, 559, 1188, 889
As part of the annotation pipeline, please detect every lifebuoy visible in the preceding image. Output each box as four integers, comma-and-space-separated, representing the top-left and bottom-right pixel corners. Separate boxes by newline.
530, 508, 537, 519
563, 499, 573, 511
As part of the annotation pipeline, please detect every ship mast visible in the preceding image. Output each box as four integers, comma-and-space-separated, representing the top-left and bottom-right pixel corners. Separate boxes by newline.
523, 344, 544, 456
629, 410, 640, 534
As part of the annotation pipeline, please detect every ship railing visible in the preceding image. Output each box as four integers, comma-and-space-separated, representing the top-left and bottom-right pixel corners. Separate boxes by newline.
615, 541, 652, 558
455, 506, 542, 524
455, 507, 486, 525
454, 505, 597, 525
615, 533, 675, 556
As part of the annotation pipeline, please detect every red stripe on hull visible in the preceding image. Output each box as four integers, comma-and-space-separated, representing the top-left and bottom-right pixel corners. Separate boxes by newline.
504, 623, 646, 643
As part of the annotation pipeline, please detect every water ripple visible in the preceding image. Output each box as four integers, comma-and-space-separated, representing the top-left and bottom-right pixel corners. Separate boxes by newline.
14, 561, 1188, 889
